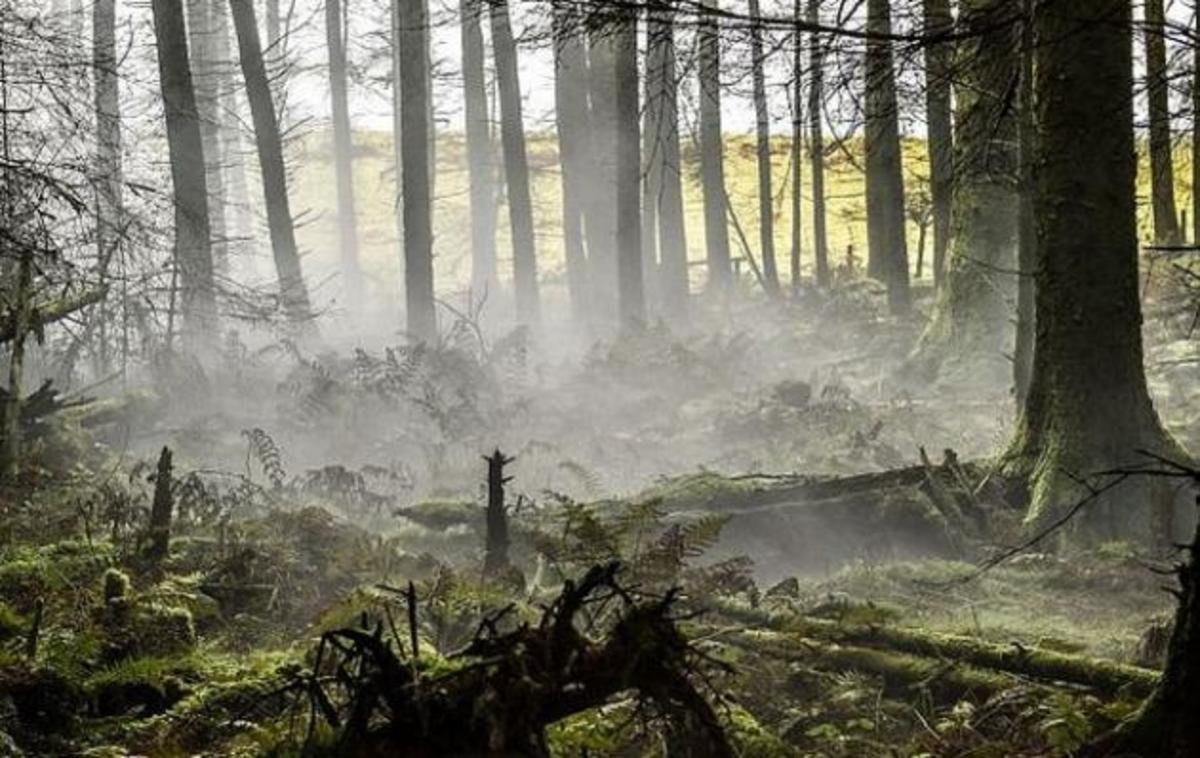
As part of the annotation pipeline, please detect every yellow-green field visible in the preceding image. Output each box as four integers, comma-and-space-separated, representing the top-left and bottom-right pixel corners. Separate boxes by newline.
286, 129, 1197, 301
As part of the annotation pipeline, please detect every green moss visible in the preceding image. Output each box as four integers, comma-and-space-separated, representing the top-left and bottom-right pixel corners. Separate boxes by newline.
102, 569, 129, 603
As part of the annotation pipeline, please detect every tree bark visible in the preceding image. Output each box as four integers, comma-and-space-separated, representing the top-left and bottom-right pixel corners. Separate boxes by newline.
648, 1, 688, 320
212, 1, 254, 266
461, 0, 498, 301
93, 0, 122, 375
912, 0, 1019, 385
807, 0, 829, 287
1145, 0, 1181, 246
326, 0, 364, 304
749, 0, 779, 296
1, 248, 33, 482
586, 21, 619, 319
553, 1, 592, 322
490, 0, 540, 324
699, 0, 732, 295
151, 0, 218, 350
1194, 5, 1200, 246
864, 0, 910, 314
1013, 0, 1035, 411
229, 0, 314, 324
614, 4, 644, 327
1004, 0, 1185, 541
923, 0, 953, 289
186, 0, 228, 277
789, 0, 803, 294
398, 0, 436, 340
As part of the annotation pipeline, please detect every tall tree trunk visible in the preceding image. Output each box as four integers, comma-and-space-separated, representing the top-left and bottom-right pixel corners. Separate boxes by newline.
1013, 0, 1035, 411
1194, 4, 1200, 246
789, 0, 803, 295
489, 0, 539, 324
698, 0, 731, 294
923, 0, 953, 289
229, 0, 313, 324
641, 10, 661, 313
1004, 0, 1184, 542
614, 3, 644, 327
326, 0, 364, 304
586, 21, 619, 319
1, 248, 32, 482
461, 0, 498, 301
749, 0, 779, 296
398, 0, 436, 339
186, 0, 228, 277
1145, 0, 1181, 246
651, 0, 689, 319
212, 1, 254, 266
911, 0, 1019, 384
553, 1, 592, 321
151, 0, 218, 350
266, 0, 281, 49
864, 0, 910, 314
93, 0, 122, 374
807, 0, 829, 287
391, 0, 404, 273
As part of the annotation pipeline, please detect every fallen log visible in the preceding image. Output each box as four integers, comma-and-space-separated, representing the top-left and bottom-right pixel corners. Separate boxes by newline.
0, 287, 107, 343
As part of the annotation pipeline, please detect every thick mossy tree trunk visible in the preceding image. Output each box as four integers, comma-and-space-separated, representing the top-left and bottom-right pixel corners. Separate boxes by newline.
151, 0, 218, 351
1003, 0, 1185, 542
698, 0, 732, 295
460, 0, 497, 301
326, 0, 364, 305
749, 0, 779, 296
399, 0, 436, 340
614, 5, 645, 328
1144, 0, 1181, 246
911, 0, 1019, 385
863, 0, 910, 314
553, 1, 592, 322
490, 0, 539, 325
922, 0, 953, 288
649, 0, 688, 320
229, 0, 314, 325
807, 0, 829, 287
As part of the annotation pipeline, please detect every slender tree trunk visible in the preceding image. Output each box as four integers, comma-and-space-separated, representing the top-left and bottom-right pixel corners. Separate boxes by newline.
641, 11, 661, 313
789, 0, 803, 294
93, 0, 122, 374
1004, 0, 1184, 542
553, 1, 592, 321
749, 0, 779, 296
699, 0, 731, 294
266, 0, 281, 49
490, 0, 539, 324
186, 0, 228, 277
212, 1, 253, 265
391, 0, 404, 267
151, 0, 218, 350
586, 21, 619, 319
461, 0, 498, 301
229, 0, 313, 324
1194, 4, 1200, 246
1, 249, 32, 482
911, 0, 1019, 383
1145, 0, 1181, 246
923, 0, 953, 289
614, 4, 644, 327
807, 0, 829, 287
326, 0, 364, 304
651, 1, 688, 319
864, 0, 910, 314
398, 0, 436, 339
1014, 0, 1035, 411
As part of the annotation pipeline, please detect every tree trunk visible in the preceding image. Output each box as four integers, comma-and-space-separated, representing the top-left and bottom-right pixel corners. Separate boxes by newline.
749, 0, 779, 296
1004, 0, 1185, 542
490, 0, 540, 324
326, 0, 364, 304
614, 4, 644, 327
266, 0, 281, 50
151, 0, 218, 350
807, 0, 829, 288
586, 22, 619, 319
1194, 5, 1200, 246
483, 449, 513, 577
923, 0, 953, 289
912, 0, 1019, 384
461, 0, 498, 301
229, 0, 314, 324
212, 1, 254, 266
553, 1, 592, 322
864, 0, 910, 314
1, 248, 33, 482
93, 0, 122, 375
1145, 0, 1181, 246
699, 0, 732, 295
789, 0, 803, 295
649, 1, 688, 320
146, 446, 174, 565
186, 0, 228, 277
398, 0, 436, 340
1013, 0, 1035, 411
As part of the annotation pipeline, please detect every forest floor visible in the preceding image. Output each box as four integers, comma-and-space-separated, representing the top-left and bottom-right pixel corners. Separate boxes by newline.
0, 266, 1197, 754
